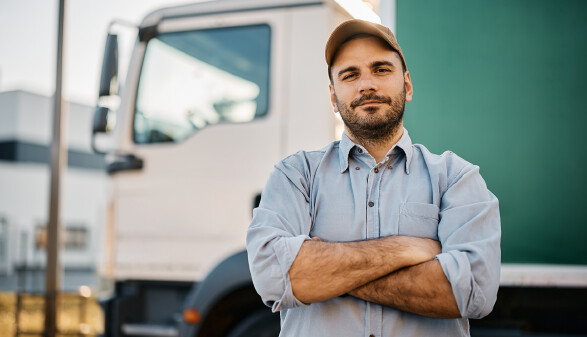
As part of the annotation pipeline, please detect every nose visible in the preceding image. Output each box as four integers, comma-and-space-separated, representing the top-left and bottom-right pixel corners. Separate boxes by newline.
358, 73, 377, 93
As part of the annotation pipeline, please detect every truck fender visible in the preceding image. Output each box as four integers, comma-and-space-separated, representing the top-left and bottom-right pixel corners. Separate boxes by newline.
178, 250, 275, 337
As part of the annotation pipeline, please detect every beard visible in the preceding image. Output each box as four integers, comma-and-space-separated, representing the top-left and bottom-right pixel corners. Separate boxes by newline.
335, 87, 406, 146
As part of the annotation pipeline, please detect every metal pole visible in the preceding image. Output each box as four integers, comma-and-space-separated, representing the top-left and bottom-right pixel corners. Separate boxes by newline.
45, 0, 67, 336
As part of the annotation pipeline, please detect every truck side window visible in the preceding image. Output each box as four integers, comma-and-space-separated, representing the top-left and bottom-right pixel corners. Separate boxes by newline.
134, 24, 271, 144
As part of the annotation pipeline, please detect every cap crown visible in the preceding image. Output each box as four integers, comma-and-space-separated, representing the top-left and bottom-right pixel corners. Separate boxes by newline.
325, 19, 407, 70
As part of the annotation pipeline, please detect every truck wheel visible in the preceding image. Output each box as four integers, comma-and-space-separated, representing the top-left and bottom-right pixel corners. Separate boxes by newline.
226, 309, 280, 337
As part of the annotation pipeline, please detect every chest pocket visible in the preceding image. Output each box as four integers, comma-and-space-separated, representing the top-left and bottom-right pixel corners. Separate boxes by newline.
398, 202, 440, 240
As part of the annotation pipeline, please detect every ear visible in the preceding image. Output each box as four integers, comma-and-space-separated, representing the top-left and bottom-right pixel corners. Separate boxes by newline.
329, 84, 339, 113
404, 70, 413, 102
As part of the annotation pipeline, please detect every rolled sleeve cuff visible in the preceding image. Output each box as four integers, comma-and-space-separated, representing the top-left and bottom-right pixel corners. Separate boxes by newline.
437, 251, 487, 319
271, 234, 311, 312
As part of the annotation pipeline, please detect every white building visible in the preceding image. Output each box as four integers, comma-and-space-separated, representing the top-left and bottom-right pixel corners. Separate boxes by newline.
0, 90, 109, 292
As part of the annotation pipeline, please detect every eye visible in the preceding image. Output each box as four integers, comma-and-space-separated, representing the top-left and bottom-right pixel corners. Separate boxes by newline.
375, 67, 391, 74
342, 73, 357, 81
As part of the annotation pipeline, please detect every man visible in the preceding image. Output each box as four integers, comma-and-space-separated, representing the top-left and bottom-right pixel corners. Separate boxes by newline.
247, 19, 500, 337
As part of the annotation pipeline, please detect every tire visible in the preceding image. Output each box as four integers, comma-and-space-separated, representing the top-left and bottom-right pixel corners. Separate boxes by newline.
226, 309, 280, 337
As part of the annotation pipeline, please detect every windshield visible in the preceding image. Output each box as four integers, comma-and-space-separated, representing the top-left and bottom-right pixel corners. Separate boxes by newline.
134, 24, 271, 144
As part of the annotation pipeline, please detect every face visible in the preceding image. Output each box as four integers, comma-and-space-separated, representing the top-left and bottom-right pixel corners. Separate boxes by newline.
329, 36, 413, 143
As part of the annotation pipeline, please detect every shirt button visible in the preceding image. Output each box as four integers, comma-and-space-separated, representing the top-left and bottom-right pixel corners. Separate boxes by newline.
355, 167, 360, 170
368, 201, 374, 207
358, 148, 363, 153
374, 168, 379, 173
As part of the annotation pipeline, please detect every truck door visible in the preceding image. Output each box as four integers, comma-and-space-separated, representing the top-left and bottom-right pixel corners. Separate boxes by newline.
110, 10, 289, 282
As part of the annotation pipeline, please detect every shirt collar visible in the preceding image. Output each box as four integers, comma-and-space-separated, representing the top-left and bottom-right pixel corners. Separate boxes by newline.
338, 132, 356, 173
338, 128, 413, 174
395, 128, 413, 174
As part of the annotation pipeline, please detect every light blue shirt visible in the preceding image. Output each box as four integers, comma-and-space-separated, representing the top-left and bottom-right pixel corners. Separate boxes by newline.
246, 129, 501, 337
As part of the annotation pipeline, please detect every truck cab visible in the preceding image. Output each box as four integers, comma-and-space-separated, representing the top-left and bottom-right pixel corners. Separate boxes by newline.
92, 0, 362, 336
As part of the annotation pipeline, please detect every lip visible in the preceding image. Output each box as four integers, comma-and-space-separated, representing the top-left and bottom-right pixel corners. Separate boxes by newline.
359, 100, 384, 106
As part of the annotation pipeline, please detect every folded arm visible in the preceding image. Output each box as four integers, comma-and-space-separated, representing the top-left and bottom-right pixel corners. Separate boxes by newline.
289, 236, 441, 304
349, 259, 460, 318
349, 159, 500, 320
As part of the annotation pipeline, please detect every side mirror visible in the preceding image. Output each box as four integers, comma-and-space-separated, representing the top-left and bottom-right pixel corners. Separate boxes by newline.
91, 106, 113, 154
98, 33, 119, 97
92, 106, 110, 133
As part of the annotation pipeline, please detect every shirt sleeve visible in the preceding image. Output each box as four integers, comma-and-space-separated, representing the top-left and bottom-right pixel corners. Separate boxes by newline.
436, 156, 501, 319
246, 155, 313, 312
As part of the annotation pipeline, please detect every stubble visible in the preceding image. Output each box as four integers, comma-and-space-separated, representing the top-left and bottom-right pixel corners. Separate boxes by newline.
336, 87, 406, 147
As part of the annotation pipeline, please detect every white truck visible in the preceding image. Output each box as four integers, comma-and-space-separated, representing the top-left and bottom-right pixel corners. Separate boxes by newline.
92, 0, 355, 336
92, 0, 587, 336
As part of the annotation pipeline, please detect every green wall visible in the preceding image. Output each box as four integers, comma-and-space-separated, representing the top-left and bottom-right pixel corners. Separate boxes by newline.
397, 0, 587, 264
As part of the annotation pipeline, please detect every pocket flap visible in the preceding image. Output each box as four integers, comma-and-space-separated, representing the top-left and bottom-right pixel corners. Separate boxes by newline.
401, 202, 440, 220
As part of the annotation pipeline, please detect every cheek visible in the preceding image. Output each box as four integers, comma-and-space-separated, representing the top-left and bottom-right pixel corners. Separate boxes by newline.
333, 87, 354, 104
385, 83, 405, 98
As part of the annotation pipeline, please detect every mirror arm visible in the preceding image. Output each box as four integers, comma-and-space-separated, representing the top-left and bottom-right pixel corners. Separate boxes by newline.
107, 19, 137, 33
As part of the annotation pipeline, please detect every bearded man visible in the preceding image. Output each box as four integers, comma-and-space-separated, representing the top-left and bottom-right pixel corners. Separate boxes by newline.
246, 19, 501, 337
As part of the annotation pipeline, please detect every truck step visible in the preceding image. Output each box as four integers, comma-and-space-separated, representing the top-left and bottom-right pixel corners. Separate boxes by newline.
121, 323, 179, 337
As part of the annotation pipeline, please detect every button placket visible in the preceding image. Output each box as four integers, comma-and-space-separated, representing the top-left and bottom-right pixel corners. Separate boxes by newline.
364, 160, 387, 337
366, 159, 387, 240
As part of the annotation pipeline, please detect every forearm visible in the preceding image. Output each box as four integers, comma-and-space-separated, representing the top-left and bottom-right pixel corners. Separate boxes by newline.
349, 259, 460, 318
289, 236, 440, 304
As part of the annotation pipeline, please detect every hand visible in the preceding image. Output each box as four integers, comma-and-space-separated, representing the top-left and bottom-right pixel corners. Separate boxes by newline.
389, 236, 441, 266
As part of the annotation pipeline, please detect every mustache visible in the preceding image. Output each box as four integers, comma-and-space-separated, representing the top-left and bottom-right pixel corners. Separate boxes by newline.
350, 94, 392, 109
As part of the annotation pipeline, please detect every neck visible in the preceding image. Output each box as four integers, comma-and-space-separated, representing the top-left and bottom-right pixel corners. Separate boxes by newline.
346, 124, 404, 163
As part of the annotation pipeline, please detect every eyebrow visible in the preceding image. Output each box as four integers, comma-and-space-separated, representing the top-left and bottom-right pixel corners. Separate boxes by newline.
337, 60, 397, 78
370, 60, 395, 68
337, 66, 358, 78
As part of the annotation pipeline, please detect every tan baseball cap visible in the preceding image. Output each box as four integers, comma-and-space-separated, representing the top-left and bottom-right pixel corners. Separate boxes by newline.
325, 19, 407, 71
